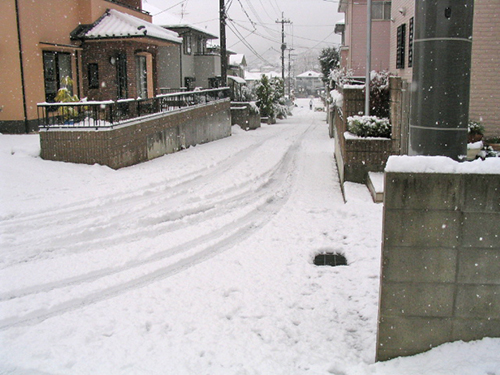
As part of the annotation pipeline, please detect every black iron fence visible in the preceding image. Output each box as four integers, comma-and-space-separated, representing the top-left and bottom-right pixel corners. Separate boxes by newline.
38, 88, 230, 129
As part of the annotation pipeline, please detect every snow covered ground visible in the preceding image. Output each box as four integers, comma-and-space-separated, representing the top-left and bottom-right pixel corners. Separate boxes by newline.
0, 98, 499, 374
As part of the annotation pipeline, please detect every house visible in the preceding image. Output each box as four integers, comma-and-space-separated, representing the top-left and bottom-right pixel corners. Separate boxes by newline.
1, 0, 182, 133
335, 0, 392, 78
144, 8, 222, 91
295, 71, 324, 97
228, 54, 247, 78
390, 0, 500, 137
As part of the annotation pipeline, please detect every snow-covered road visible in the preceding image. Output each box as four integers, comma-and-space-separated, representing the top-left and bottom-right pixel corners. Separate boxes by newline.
1, 98, 498, 374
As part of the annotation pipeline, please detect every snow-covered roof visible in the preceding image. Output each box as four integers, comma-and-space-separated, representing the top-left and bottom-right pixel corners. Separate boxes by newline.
297, 71, 323, 78
229, 54, 247, 67
244, 71, 281, 81
77, 9, 182, 44
228, 75, 246, 84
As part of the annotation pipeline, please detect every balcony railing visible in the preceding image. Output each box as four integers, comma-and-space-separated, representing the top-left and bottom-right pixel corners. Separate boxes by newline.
38, 88, 230, 130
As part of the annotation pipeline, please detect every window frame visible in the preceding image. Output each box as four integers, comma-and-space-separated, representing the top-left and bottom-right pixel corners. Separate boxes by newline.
396, 23, 406, 69
42, 51, 72, 102
372, 1, 392, 20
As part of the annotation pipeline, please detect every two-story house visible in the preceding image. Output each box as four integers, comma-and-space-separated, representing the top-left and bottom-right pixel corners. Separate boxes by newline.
1, 0, 182, 133
335, 0, 392, 78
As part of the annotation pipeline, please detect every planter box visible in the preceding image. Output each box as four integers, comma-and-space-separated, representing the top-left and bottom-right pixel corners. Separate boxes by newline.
230, 102, 260, 130
342, 133, 396, 183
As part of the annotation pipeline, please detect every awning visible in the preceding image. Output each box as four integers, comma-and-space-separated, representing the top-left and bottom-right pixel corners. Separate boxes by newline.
228, 75, 247, 84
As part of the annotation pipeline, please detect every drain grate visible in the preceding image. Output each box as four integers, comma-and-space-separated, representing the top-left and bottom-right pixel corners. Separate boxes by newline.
313, 252, 348, 267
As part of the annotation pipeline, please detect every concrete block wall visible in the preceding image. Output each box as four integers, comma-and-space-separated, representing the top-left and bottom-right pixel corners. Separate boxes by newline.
377, 171, 500, 361
230, 103, 260, 130
40, 99, 231, 169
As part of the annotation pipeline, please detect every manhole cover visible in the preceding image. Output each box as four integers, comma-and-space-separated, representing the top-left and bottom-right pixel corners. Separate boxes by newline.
313, 252, 348, 267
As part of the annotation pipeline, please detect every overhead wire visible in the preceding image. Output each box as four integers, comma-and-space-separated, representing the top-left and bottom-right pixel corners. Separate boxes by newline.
152, 0, 187, 17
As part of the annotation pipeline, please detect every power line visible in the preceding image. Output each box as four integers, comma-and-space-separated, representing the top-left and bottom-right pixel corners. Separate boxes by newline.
152, 0, 187, 17
226, 20, 275, 66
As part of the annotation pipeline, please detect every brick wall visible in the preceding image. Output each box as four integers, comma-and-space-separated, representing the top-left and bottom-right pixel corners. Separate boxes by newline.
377, 171, 500, 361
40, 99, 231, 169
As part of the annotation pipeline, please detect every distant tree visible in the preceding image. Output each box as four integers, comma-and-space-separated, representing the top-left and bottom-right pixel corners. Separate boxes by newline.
255, 75, 286, 123
318, 47, 340, 83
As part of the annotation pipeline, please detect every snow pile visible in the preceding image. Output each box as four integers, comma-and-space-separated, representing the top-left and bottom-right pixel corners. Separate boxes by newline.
386, 155, 500, 174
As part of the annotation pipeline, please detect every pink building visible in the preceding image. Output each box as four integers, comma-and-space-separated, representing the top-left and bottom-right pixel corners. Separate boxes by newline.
390, 0, 500, 137
336, 0, 392, 77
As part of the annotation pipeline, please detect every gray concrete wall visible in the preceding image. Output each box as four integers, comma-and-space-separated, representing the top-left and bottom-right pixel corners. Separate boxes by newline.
377, 171, 500, 361
158, 45, 182, 89
40, 99, 231, 169
231, 103, 260, 130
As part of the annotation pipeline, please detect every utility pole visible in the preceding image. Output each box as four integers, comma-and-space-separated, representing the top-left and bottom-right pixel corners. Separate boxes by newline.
220, 0, 227, 87
365, 0, 372, 116
276, 13, 291, 82
287, 48, 295, 98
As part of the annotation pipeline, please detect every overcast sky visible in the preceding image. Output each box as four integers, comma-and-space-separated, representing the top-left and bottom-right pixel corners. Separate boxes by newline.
143, 0, 343, 70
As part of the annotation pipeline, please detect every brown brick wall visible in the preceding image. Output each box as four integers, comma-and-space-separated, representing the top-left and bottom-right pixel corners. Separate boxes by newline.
82, 40, 159, 101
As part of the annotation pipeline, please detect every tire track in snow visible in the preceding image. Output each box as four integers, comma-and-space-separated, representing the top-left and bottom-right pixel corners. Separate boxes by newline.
0, 126, 302, 267
0, 124, 314, 330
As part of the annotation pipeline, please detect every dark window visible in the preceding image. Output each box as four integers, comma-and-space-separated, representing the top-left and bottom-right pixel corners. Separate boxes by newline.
183, 34, 192, 55
43, 51, 72, 102
408, 17, 414, 68
115, 53, 128, 99
396, 23, 406, 69
135, 55, 148, 98
88, 63, 99, 89
372, 1, 392, 20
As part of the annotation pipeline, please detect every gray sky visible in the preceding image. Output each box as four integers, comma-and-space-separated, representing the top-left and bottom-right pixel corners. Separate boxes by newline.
143, 0, 343, 70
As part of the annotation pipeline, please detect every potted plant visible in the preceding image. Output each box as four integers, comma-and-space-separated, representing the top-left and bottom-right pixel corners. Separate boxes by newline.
468, 120, 485, 143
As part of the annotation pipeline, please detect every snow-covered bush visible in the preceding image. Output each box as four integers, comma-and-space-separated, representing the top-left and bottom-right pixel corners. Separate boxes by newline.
364, 70, 390, 119
347, 115, 391, 138
468, 120, 484, 136
255, 75, 286, 122
329, 89, 343, 108
330, 67, 354, 86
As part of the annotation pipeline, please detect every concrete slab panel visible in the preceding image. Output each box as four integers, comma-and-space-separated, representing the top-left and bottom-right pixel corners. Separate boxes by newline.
382, 247, 457, 283
462, 212, 500, 249
377, 316, 453, 353
463, 174, 500, 213
384, 173, 461, 210
452, 319, 500, 341
455, 285, 500, 318
458, 249, 500, 284
383, 210, 461, 248
380, 283, 455, 317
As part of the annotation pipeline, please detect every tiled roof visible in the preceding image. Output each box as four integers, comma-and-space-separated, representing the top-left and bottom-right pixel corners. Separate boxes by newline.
78, 9, 182, 43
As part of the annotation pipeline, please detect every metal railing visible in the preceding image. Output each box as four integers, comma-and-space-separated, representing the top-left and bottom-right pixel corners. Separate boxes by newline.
38, 88, 230, 130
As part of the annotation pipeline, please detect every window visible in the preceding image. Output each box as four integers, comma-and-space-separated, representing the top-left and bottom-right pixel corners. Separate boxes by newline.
372, 1, 391, 20
396, 23, 406, 69
135, 55, 148, 98
196, 36, 206, 54
43, 51, 72, 102
88, 63, 99, 89
183, 34, 192, 55
408, 17, 414, 68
